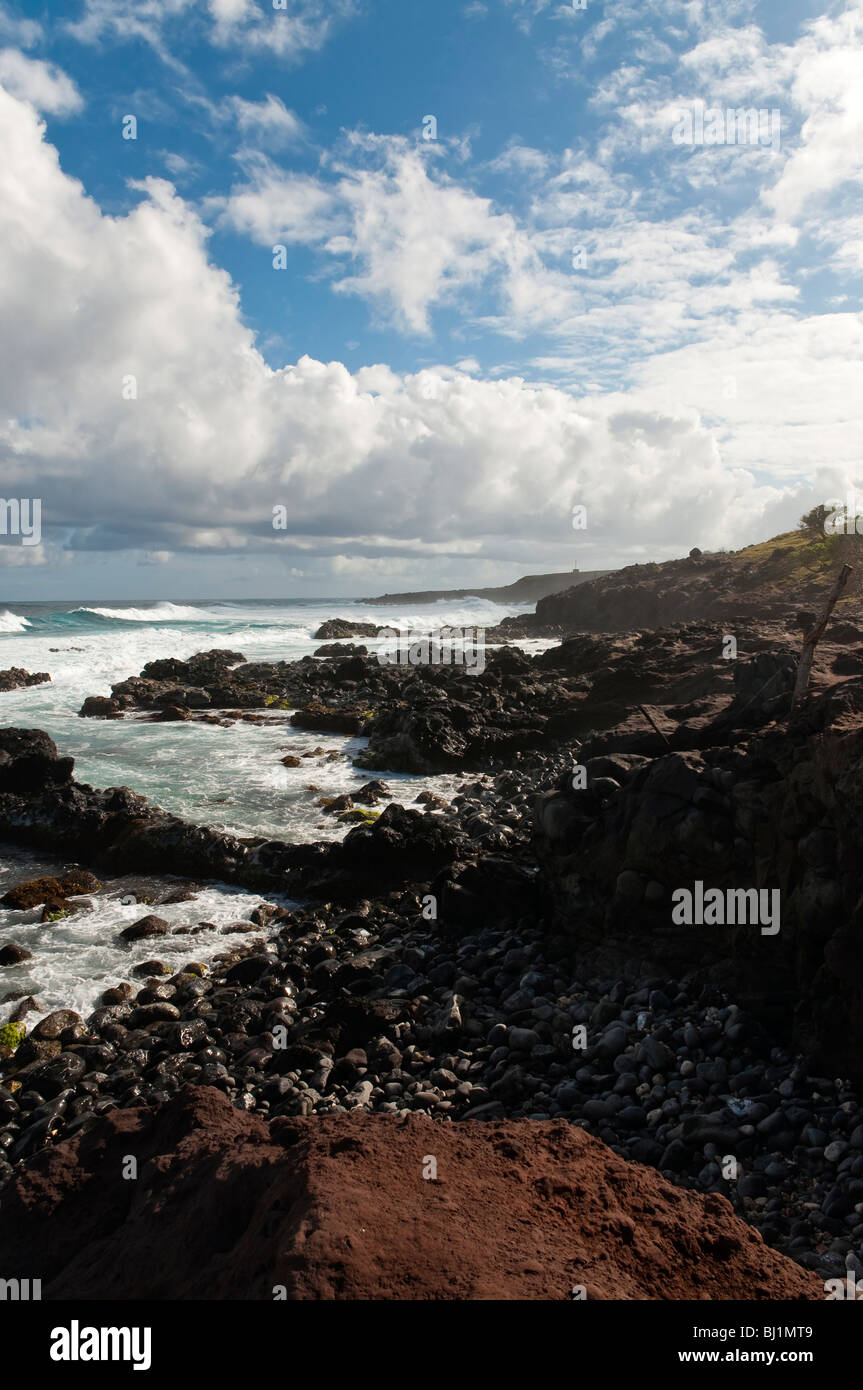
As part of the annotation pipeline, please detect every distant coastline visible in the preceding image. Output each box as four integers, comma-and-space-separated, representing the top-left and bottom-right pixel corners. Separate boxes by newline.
355, 568, 613, 606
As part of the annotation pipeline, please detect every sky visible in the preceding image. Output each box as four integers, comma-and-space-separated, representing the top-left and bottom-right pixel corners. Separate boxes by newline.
0, 0, 861, 598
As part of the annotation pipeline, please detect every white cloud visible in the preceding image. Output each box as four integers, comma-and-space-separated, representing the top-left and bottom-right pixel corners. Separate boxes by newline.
329, 143, 535, 336
225, 94, 307, 146
0, 82, 818, 574
817, 216, 863, 276
663, 6, 863, 223
626, 310, 863, 481
222, 138, 549, 335
0, 3, 41, 47
488, 142, 552, 178
66, 0, 361, 64
2, 2, 862, 583
160, 150, 200, 179
219, 116, 809, 365
216, 154, 340, 245
0, 49, 83, 115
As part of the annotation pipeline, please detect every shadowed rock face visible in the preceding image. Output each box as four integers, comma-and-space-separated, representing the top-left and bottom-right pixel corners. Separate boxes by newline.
0, 728, 73, 795
0, 1086, 823, 1300
534, 531, 863, 635
355, 569, 614, 607
532, 672, 863, 1080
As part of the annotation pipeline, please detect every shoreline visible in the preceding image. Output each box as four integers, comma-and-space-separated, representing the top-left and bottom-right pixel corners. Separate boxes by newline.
2, 593, 863, 1293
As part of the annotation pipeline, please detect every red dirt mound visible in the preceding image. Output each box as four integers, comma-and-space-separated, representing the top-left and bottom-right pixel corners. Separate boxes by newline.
0, 1086, 823, 1300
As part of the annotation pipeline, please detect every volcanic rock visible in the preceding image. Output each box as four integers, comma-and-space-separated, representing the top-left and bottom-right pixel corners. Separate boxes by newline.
313, 642, 369, 657
0, 943, 31, 966
0, 728, 74, 795
0, 1087, 823, 1300
0, 669, 50, 692
313, 620, 379, 640
2, 869, 101, 909
119, 915, 171, 943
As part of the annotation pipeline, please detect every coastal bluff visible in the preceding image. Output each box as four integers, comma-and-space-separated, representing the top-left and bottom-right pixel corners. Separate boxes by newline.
356, 569, 612, 606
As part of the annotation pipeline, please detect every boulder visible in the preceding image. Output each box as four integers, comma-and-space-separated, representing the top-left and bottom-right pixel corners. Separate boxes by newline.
0, 669, 50, 692
0, 1088, 824, 1300
0, 728, 74, 794
313, 642, 368, 657
2, 870, 101, 909
0, 943, 32, 965
313, 620, 379, 640
119, 915, 171, 943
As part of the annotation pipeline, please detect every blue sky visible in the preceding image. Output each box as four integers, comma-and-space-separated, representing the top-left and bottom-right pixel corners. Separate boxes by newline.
0, 0, 861, 597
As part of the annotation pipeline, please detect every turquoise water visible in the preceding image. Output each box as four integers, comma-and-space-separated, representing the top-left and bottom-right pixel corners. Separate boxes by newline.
0, 596, 529, 839
0, 595, 538, 1019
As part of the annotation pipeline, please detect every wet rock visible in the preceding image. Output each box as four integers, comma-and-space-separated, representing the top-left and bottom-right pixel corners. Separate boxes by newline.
27, 1052, 87, 1097
313, 642, 368, 657
225, 955, 274, 986
0, 944, 32, 966
9, 995, 38, 1022
31, 1011, 82, 1041
596, 1025, 629, 1060
129, 1002, 181, 1027
119, 916, 171, 943
313, 620, 379, 640
825, 1140, 848, 1163
2, 870, 101, 909
133, 960, 171, 977
79, 695, 124, 719
100, 984, 135, 1006
0, 669, 51, 693
0, 728, 74, 794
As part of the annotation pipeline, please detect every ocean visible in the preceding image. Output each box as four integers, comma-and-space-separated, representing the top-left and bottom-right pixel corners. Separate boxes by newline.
0, 595, 536, 1022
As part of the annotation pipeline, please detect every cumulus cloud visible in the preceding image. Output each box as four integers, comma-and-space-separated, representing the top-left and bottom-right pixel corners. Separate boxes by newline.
2, 0, 863, 588
0, 82, 808, 576
217, 154, 340, 246
0, 49, 83, 114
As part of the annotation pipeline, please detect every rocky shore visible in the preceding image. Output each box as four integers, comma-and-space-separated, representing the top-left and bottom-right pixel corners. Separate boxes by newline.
0, 668, 50, 693
3, 528, 863, 1298
0, 1086, 821, 1300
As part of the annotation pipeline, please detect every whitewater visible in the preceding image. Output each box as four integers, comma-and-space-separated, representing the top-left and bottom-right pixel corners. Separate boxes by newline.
0, 595, 535, 1022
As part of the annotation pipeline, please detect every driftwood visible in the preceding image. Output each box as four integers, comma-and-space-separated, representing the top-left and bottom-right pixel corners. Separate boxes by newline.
637, 703, 671, 747
791, 563, 853, 713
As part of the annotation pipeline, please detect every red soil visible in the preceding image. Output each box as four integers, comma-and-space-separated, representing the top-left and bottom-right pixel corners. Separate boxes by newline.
0, 1086, 823, 1300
